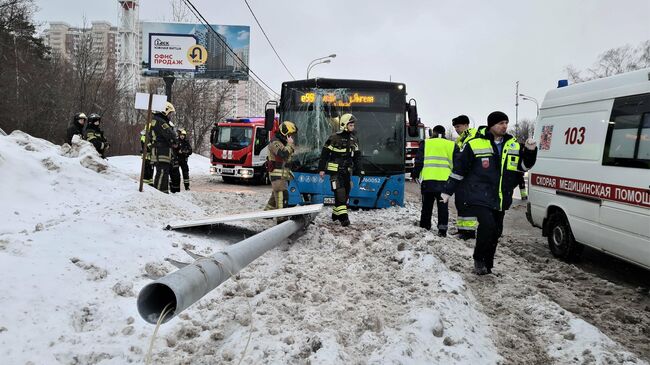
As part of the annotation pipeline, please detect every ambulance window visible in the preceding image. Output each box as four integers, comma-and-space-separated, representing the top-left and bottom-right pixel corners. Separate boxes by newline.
638, 114, 650, 160
602, 93, 650, 169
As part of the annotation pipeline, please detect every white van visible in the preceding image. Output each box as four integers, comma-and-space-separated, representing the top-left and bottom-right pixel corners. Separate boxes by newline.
527, 68, 650, 269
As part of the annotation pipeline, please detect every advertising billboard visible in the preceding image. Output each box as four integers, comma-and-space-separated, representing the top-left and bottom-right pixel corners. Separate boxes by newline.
141, 22, 250, 80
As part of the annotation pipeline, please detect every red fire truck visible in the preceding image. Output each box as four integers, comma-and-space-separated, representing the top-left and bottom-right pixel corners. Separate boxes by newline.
209, 117, 277, 184
405, 120, 426, 176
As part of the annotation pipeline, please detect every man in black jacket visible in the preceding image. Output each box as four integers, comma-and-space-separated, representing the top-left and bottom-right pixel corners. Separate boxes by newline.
150, 102, 178, 193
65, 112, 87, 145
442, 111, 537, 274
84, 113, 109, 158
318, 113, 361, 227
177, 129, 193, 191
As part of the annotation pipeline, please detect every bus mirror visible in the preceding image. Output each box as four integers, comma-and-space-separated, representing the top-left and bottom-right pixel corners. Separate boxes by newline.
265, 108, 275, 131
407, 99, 418, 127
408, 125, 418, 138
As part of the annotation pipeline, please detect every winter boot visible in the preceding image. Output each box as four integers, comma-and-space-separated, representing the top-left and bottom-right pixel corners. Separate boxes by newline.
331, 213, 339, 222
184, 183, 190, 191
473, 260, 488, 275
438, 230, 447, 237
340, 216, 350, 227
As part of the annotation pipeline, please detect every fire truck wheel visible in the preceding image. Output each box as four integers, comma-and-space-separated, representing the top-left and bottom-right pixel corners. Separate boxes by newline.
222, 176, 237, 184
547, 211, 583, 261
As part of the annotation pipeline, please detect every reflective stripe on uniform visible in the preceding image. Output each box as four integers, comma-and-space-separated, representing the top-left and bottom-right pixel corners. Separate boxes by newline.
332, 205, 348, 216
449, 173, 464, 180
457, 216, 478, 230
327, 162, 339, 171
326, 145, 348, 153
472, 148, 493, 155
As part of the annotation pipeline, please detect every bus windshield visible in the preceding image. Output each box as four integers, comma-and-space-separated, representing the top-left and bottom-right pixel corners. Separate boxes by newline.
281, 86, 405, 175
213, 126, 253, 151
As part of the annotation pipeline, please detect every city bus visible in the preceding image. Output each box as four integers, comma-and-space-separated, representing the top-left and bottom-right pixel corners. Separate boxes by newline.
265, 78, 418, 208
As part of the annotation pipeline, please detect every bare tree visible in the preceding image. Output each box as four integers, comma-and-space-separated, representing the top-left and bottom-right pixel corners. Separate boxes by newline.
565, 40, 650, 83
509, 118, 535, 142
169, 0, 192, 22
172, 79, 236, 155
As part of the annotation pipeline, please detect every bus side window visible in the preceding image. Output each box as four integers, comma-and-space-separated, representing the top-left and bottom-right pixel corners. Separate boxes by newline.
602, 93, 650, 169
255, 128, 268, 155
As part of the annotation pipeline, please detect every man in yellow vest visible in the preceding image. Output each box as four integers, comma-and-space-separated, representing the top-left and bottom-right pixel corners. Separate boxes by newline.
412, 125, 455, 237
452, 115, 478, 240
442, 111, 537, 274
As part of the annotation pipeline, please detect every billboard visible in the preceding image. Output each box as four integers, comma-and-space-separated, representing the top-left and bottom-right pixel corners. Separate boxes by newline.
141, 22, 250, 80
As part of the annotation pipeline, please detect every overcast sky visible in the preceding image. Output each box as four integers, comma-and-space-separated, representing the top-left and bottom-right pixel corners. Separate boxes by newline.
34, 0, 650, 129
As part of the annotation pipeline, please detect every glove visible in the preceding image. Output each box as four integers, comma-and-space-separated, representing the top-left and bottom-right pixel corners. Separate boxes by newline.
440, 193, 451, 204
525, 138, 537, 150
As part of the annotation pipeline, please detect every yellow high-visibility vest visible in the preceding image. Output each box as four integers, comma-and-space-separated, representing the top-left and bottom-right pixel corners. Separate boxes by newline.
421, 137, 455, 181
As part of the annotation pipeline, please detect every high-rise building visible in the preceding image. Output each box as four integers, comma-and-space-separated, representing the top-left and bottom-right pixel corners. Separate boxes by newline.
42, 21, 119, 74
226, 78, 272, 118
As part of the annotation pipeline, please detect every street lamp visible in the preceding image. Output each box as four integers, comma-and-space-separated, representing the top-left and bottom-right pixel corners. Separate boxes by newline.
519, 93, 539, 117
306, 53, 336, 79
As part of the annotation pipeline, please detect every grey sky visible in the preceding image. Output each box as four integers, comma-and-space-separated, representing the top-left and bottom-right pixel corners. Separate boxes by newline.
34, 0, 650, 130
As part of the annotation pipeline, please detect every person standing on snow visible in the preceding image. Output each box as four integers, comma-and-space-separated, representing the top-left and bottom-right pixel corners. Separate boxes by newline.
66, 112, 87, 145
442, 111, 537, 275
140, 129, 154, 186
451, 114, 478, 240
264, 121, 297, 220
150, 102, 178, 194
318, 113, 361, 227
176, 128, 193, 191
84, 113, 109, 158
412, 125, 455, 237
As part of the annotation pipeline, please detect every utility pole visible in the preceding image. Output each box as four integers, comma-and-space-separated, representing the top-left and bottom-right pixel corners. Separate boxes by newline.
515, 81, 519, 128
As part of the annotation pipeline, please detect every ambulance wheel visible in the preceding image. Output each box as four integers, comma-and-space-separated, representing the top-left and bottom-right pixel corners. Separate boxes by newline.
547, 211, 583, 261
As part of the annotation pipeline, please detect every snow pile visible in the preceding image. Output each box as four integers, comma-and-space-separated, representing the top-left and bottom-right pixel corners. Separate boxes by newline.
0, 131, 645, 364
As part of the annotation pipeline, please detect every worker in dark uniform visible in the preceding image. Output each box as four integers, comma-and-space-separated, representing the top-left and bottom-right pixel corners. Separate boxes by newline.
264, 121, 297, 220
452, 115, 478, 240
140, 129, 154, 186
150, 102, 178, 194
176, 128, 193, 191
412, 125, 455, 237
84, 113, 109, 158
66, 112, 87, 145
318, 113, 361, 227
442, 111, 538, 275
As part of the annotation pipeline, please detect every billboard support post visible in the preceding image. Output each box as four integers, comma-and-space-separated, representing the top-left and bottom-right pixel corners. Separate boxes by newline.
163, 74, 175, 103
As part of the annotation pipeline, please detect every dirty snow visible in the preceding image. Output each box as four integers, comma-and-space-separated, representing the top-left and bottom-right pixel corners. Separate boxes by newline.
0, 131, 647, 364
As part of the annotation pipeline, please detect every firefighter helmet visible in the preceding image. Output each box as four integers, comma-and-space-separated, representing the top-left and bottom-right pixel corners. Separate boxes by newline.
163, 102, 175, 117
178, 128, 187, 136
74, 112, 87, 122
88, 113, 101, 123
339, 113, 357, 131
280, 121, 297, 136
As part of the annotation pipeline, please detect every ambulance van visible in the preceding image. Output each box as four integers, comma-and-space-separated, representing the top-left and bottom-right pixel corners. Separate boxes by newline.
527, 68, 650, 269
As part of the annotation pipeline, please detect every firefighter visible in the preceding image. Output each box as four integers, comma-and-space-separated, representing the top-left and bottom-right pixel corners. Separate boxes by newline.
170, 143, 181, 193
66, 112, 87, 145
411, 125, 455, 237
176, 128, 193, 190
318, 113, 361, 227
84, 113, 109, 158
140, 130, 154, 186
264, 121, 297, 219
451, 115, 478, 240
442, 111, 537, 275
150, 102, 178, 194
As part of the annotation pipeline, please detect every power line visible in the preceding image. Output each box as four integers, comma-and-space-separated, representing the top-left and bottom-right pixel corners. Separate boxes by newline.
180, 0, 280, 98
242, 0, 295, 80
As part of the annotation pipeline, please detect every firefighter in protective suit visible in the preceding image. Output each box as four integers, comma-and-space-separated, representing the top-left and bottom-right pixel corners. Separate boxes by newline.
150, 102, 178, 193
140, 130, 154, 186
264, 121, 297, 218
318, 113, 361, 227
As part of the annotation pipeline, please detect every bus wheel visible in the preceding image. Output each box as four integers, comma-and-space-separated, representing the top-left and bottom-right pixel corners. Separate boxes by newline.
547, 211, 583, 261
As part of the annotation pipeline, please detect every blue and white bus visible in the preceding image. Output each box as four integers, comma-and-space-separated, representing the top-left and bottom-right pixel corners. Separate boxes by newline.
265, 78, 418, 208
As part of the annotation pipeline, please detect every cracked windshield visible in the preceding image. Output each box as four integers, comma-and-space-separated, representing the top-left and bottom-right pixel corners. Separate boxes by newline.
283, 88, 405, 175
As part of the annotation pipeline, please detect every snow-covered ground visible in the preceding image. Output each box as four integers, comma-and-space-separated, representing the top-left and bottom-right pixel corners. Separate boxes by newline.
0, 131, 647, 364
